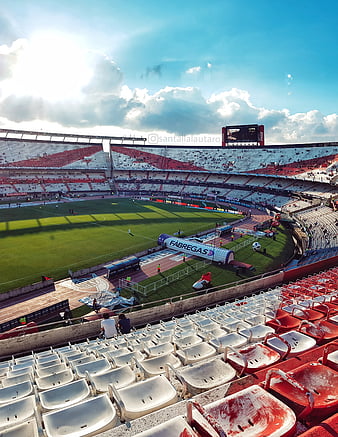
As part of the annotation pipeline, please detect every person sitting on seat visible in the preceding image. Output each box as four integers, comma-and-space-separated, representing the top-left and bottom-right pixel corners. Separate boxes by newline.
117, 313, 131, 334
100, 312, 117, 339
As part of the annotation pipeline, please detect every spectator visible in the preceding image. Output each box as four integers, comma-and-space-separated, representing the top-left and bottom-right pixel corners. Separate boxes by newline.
117, 313, 131, 334
60, 308, 72, 325
92, 298, 100, 313
19, 316, 27, 325
100, 312, 117, 339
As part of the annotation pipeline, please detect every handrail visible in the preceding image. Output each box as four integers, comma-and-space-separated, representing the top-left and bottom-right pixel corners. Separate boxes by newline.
322, 340, 338, 365
187, 400, 227, 437
263, 368, 314, 420
263, 332, 291, 360
224, 346, 248, 377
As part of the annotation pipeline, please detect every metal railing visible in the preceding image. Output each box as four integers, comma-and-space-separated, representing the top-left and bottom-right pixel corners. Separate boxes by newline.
119, 259, 211, 296
230, 235, 262, 252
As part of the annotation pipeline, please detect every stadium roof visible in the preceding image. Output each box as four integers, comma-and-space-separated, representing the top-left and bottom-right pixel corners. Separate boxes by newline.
0, 128, 147, 144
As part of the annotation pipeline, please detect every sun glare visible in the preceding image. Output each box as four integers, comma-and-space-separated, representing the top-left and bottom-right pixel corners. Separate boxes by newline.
12, 32, 93, 101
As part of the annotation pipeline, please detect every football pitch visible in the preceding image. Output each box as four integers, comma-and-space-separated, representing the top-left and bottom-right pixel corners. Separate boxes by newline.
0, 198, 243, 293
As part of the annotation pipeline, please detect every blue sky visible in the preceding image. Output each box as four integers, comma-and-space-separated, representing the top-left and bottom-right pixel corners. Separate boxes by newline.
1, 0, 338, 144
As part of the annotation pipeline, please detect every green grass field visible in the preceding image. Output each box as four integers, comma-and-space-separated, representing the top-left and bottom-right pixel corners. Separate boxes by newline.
127, 224, 294, 305
0, 198, 243, 292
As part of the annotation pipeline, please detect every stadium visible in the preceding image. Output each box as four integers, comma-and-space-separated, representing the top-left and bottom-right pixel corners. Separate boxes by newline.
0, 126, 337, 437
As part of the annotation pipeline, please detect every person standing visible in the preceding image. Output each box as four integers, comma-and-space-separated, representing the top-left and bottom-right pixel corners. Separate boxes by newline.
92, 298, 100, 313
157, 264, 161, 273
100, 312, 117, 339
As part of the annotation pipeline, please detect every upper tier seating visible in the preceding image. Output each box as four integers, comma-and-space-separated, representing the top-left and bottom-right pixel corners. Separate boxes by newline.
0, 140, 107, 169
110, 144, 338, 178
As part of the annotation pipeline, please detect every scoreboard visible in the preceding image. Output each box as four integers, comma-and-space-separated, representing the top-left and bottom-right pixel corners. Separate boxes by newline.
222, 124, 264, 146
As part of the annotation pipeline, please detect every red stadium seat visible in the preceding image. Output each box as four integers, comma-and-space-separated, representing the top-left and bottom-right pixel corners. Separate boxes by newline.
264, 363, 338, 423
187, 385, 297, 437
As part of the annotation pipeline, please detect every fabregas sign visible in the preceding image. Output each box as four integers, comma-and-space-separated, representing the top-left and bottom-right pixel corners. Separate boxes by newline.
158, 234, 234, 264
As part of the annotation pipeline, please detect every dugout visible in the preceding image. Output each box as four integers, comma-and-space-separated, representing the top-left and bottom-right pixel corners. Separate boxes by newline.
217, 224, 233, 236
104, 256, 141, 278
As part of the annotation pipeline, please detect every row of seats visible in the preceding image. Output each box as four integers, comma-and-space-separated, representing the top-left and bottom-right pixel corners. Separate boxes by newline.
2, 144, 107, 169
248, 152, 338, 176
110, 145, 338, 180
0, 267, 336, 436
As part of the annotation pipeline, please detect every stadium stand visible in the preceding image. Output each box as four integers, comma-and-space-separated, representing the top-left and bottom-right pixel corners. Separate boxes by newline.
0, 268, 337, 436
0, 130, 337, 435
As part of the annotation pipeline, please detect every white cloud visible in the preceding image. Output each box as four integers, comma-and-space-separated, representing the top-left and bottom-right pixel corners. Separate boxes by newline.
186, 66, 201, 74
1, 36, 338, 144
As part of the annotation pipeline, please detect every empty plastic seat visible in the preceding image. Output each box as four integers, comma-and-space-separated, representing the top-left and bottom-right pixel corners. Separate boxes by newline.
111, 350, 145, 368
174, 334, 203, 349
6, 366, 33, 378
296, 412, 338, 437
244, 314, 267, 326
238, 324, 275, 342
0, 395, 37, 430
35, 350, 59, 360
313, 301, 338, 316
176, 342, 217, 365
0, 418, 39, 437
63, 352, 89, 363
88, 365, 138, 393
189, 385, 296, 437
299, 320, 338, 344
133, 415, 198, 437
195, 319, 220, 331
39, 379, 91, 411
198, 327, 225, 340
225, 343, 281, 375
266, 313, 301, 334
12, 354, 34, 364
144, 342, 175, 358
73, 357, 111, 378
136, 353, 181, 378
264, 363, 338, 421
282, 304, 324, 322
36, 358, 61, 369
176, 318, 194, 329
322, 341, 338, 371
329, 313, 338, 323
154, 332, 174, 345
35, 369, 75, 391
0, 381, 34, 404
0, 372, 32, 388
171, 358, 236, 395
55, 344, 78, 355
66, 356, 95, 367
104, 347, 131, 361
110, 374, 178, 421
209, 332, 248, 353
0, 362, 9, 378
265, 331, 316, 358
42, 394, 117, 437
36, 363, 68, 378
